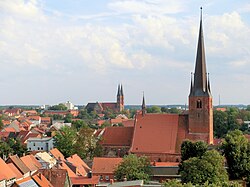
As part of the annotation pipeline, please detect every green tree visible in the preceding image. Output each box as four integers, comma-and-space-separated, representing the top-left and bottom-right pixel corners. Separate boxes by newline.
72, 120, 88, 130
64, 113, 73, 123
54, 126, 77, 157
49, 103, 67, 111
114, 154, 151, 181
74, 127, 99, 159
180, 150, 229, 185
0, 140, 12, 157
147, 106, 161, 113
221, 130, 250, 183
0, 116, 4, 130
180, 140, 208, 162
7, 138, 27, 157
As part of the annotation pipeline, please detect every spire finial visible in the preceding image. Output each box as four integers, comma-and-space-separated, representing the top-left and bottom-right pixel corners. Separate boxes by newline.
200, 7, 202, 21
142, 92, 146, 116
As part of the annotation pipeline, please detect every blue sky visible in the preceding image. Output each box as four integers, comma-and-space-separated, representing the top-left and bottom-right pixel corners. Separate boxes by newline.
0, 0, 250, 105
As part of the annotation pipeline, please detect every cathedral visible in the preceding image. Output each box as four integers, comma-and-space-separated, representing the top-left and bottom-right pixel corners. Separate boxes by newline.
85, 84, 124, 113
129, 9, 213, 162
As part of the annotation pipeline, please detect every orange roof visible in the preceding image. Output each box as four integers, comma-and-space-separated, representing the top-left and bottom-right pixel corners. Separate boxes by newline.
97, 120, 106, 126
57, 161, 77, 178
28, 115, 41, 121
66, 154, 90, 176
0, 158, 16, 180
216, 108, 227, 112
20, 155, 42, 171
130, 113, 179, 153
101, 127, 134, 146
122, 119, 135, 127
110, 118, 123, 124
92, 157, 123, 174
151, 162, 179, 167
7, 163, 23, 179
14, 176, 36, 185
2, 120, 11, 126
71, 176, 99, 185
32, 172, 53, 187
50, 148, 65, 161
7, 155, 30, 174
3, 127, 16, 132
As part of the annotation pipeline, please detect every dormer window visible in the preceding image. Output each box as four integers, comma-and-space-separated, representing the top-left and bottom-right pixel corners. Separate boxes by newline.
197, 99, 202, 108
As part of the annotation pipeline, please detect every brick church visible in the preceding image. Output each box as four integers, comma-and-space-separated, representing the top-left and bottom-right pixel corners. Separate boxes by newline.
86, 84, 124, 113
129, 10, 213, 162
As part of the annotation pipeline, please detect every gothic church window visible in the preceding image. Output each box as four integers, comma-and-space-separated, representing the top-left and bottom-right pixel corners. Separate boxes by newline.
197, 99, 202, 108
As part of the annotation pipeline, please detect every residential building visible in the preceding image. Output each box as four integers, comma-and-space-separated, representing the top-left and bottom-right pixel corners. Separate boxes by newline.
27, 137, 54, 152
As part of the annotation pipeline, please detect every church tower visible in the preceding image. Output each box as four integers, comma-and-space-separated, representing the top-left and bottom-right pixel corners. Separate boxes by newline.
188, 8, 213, 144
117, 84, 124, 111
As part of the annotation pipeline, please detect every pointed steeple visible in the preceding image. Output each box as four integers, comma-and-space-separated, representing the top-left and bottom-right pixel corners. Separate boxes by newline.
142, 92, 146, 116
120, 84, 124, 96
190, 7, 211, 97
117, 84, 121, 96
189, 72, 193, 95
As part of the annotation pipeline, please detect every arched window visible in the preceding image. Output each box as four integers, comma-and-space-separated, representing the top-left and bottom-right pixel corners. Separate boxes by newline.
197, 99, 202, 108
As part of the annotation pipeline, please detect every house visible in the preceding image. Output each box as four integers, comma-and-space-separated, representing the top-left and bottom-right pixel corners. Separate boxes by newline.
7, 163, 23, 180
28, 115, 41, 125
39, 169, 72, 187
41, 117, 51, 125
50, 148, 66, 161
31, 172, 53, 187
70, 176, 99, 187
86, 84, 124, 113
35, 152, 57, 169
20, 155, 42, 174
66, 154, 91, 177
100, 127, 134, 157
150, 162, 180, 182
0, 158, 16, 187
27, 137, 54, 152
3, 108, 22, 117
6, 155, 30, 178
92, 157, 123, 182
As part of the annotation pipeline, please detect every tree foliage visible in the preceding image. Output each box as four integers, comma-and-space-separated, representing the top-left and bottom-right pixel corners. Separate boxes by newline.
221, 130, 250, 183
180, 140, 208, 162
114, 154, 151, 181
0, 138, 27, 157
54, 125, 103, 159
146, 106, 161, 113
180, 150, 229, 185
49, 103, 67, 111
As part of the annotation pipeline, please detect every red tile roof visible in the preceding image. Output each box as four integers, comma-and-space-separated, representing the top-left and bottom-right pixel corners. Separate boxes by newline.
39, 169, 70, 187
71, 176, 99, 185
122, 119, 135, 127
6, 155, 30, 174
151, 162, 179, 167
50, 148, 65, 161
66, 154, 90, 176
101, 127, 134, 146
20, 155, 42, 171
32, 172, 53, 187
2, 127, 16, 132
92, 157, 123, 174
0, 158, 16, 180
7, 163, 23, 179
130, 113, 179, 153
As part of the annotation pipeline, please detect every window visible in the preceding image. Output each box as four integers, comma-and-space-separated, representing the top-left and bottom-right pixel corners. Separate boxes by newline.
38, 147, 40, 150
41, 147, 43, 150
105, 176, 109, 181
197, 99, 202, 108
33, 143, 36, 146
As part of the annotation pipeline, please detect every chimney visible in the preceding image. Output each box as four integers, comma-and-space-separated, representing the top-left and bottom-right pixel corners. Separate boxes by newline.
87, 171, 92, 178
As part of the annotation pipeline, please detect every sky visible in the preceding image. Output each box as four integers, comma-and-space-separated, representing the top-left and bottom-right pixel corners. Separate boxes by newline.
0, 0, 250, 106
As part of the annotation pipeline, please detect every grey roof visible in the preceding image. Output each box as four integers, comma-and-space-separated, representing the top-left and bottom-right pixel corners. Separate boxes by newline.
150, 166, 180, 177
27, 137, 53, 142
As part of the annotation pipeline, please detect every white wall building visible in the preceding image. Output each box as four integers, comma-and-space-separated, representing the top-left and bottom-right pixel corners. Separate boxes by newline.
27, 137, 54, 152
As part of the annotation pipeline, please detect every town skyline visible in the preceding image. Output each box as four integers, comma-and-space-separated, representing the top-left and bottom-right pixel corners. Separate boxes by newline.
0, 0, 250, 105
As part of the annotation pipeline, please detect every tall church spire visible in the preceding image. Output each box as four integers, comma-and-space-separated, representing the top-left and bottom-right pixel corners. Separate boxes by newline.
190, 7, 211, 96
117, 84, 121, 96
120, 84, 124, 96
142, 92, 146, 116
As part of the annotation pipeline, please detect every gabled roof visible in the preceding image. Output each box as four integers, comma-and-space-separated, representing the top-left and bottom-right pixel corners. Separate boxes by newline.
36, 152, 57, 167
0, 158, 17, 180
101, 103, 117, 110
50, 148, 65, 161
7, 163, 23, 179
130, 113, 179, 154
57, 161, 77, 178
100, 127, 134, 146
92, 157, 123, 174
66, 154, 90, 176
32, 172, 53, 187
39, 169, 70, 187
7, 155, 30, 175
20, 155, 42, 171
